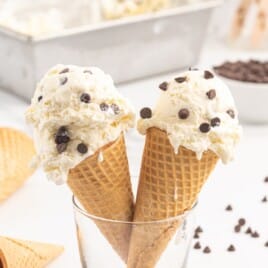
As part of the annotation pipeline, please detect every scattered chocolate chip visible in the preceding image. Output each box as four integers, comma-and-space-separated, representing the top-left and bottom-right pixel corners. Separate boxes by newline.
262, 196, 267, 202
195, 226, 203, 233
251, 231, 260, 238
111, 104, 120, 114
60, 77, 68, 85
227, 245, 235, 252
189, 67, 199, 71
159, 81, 168, 91
140, 107, 152, 119
203, 247, 211, 254
238, 218, 246, 226
265, 241, 268, 247
204, 70, 214, 79
57, 143, 67, 154
206, 89, 216, 100
264, 177, 268, 183
211, 117, 221, 127
245, 227, 252, 234
193, 233, 199, 239
227, 109, 235, 119
38, 96, 43, 102
84, 70, 92, 74
59, 68, 69, 74
77, 143, 88, 154
100, 103, 109, 111
55, 127, 70, 144
234, 225, 241, 233
194, 242, 201, 249
80, 93, 91, 103
178, 108, 190, 120
199, 123, 211, 133
226, 205, 233, 211
175, 76, 187, 83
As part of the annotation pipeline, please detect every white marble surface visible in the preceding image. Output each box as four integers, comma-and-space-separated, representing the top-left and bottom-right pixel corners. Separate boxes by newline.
0, 40, 268, 268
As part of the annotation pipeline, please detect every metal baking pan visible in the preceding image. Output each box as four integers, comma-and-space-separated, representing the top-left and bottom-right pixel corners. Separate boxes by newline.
0, 0, 221, 101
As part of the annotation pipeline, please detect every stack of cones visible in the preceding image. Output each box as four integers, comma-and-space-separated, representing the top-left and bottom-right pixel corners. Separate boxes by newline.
127, 127, 219, 267
68, 133, 134, 262
0, 236, 63, 268
0, 128, 35, 203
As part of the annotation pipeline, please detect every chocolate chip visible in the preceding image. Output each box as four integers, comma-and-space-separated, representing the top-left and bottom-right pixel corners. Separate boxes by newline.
140, 107, 152, 119
55, 135, 70, 144
227, 109, 235, 119
55, 127, 70, 144
189, 67, 199, 71
264, 177, 268, 183
111, 104, 120, 114
80, 93, 91, 103
59, 68, 69, 74
206, 89, 216, 100
226, 205, 233, 211
38, 96, 43, 102
203, 247, 211, 254
265, 241, 268, 247
159, 82, 168, 91
57, 143, 67, 154
199, 123, 211, 133
204, 70, 214, 79
238, 218, 246, 226
60, 77, 68, 85
245, 227, 252, 234
195, 226, 203, 233
84, 70, 92, 74
262, 196, 267, 202
194, 242, 201, 249
77, 143, 88, 154
227, 245, 235, 252
234, 225, 241, 233
175, 77, 187, 83
178, 109, 190, 120
100, 103, 109, 111
213, 60, 268, 84
194, 233, 199, 239
252, 231, 260, 238
211, 117, 221, 127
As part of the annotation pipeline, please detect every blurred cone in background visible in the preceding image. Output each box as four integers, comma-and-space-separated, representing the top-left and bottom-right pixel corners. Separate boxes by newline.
127, 128, 219, 268
0, 128, 35, 203
68, 133, 134, 263
0, 236, 63, 268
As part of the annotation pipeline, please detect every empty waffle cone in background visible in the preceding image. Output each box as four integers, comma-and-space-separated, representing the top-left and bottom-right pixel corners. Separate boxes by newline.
127, 128, 219, 268
68, 133, 134, 263
0, 236, 63, 268
0, 128, 35, 203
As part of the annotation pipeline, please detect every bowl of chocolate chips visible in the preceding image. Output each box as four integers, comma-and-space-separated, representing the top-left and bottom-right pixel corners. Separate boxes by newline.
214, 60, 268, 124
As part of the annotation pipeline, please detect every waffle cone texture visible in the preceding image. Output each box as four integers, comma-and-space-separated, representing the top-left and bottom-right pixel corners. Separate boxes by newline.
0, 236, 63, 268
0, 128, 35, 203
68, 133, 134, 263
127, 128, 219, 268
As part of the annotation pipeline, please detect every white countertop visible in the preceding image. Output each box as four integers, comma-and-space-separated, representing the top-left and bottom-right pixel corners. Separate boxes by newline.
0, 40, 268, 268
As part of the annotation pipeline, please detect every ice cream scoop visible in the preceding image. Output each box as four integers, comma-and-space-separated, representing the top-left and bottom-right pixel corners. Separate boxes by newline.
128, 69, 242, 268
25, 64, 135, 184
138, 69, 242, 163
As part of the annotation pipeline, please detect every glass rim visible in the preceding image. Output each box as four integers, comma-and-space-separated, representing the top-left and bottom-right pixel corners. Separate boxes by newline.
72, 195, 197, 225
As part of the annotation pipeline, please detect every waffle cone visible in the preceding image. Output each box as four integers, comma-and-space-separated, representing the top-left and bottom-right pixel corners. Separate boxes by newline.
127, 128, 219, 268
68, 133, 134, 262
0, 236, 63, 268
0, 128, 35, 203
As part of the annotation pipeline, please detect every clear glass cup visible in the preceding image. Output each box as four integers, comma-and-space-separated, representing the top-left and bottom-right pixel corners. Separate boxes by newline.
73, 196, 196, 268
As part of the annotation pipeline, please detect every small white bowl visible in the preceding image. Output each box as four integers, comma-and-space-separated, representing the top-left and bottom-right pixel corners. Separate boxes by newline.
219, 76, 268, 124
